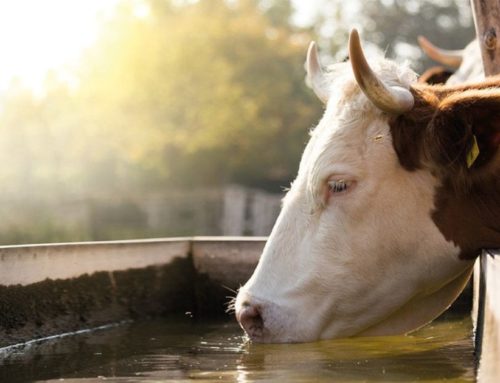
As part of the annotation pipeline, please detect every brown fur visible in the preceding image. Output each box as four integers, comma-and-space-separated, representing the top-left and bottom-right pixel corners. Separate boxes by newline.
389, 76, 500, 259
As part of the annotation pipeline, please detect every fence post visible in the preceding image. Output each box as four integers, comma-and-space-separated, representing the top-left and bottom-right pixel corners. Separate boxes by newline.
471, 0, 500, 76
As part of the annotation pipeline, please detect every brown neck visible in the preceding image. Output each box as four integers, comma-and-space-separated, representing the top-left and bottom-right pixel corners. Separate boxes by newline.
389, 81, 500, 260
431, 171, 500, 259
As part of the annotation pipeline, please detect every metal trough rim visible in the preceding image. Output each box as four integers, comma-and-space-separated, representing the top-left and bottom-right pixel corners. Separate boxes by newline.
0, 236, 268, 250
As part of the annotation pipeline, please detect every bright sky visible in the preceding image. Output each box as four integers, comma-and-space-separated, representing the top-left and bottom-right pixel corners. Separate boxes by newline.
0, 0, 119, 94
291, 0, 323, 27
0, 0, 316, 94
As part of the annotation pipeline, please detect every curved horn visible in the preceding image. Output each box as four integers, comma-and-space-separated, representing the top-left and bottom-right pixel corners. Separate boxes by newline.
349, 29, 414, 114
417, 36, 463, 69
306, 41, 329, 104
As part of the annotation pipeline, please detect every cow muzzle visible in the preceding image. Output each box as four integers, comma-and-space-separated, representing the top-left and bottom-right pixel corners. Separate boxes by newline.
235, 292, 274, 342
235, 291, 305, 343
236, 300, 264, 339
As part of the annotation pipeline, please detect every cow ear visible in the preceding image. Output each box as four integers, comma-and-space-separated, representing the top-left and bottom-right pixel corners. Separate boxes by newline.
427, 89, 500, 174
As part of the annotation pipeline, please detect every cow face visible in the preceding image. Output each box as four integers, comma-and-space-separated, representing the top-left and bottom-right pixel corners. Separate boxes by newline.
235, 30, 500, 343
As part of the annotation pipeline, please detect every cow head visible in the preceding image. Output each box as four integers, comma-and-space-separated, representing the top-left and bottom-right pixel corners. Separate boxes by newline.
234, 30, 500, 343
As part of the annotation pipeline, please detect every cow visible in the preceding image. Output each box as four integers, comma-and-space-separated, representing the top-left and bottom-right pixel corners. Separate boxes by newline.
234, 29, 500, 343
418, 36, 483, 85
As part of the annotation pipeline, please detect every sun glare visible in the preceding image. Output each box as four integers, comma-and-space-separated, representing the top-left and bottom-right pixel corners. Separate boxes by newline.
0, 0, 119, 94
0, 0, 317, 95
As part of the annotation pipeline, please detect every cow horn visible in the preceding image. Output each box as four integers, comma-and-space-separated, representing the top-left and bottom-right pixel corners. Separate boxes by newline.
349, 29, 414, 114
306, 41, 329, 104
417, 36, 463, 69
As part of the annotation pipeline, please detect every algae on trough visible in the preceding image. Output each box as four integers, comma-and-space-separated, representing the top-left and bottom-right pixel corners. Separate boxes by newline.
0, 257, 195, 348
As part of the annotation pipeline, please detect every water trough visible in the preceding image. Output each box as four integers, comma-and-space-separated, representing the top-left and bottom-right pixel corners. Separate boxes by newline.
0, 237, 497, 382
0, 237, 264, 349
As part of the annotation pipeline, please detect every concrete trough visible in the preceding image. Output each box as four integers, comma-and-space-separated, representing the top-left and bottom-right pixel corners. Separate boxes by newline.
0, 237, 265, 349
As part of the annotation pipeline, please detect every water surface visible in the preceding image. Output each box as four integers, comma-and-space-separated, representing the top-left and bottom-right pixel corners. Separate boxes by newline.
0, 316, 475, 382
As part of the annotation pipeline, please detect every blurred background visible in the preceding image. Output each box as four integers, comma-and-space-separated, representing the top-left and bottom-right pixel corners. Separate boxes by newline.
0, 0, 474, 244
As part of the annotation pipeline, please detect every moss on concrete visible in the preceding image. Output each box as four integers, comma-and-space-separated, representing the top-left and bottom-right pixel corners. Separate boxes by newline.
0, 257, 194, 347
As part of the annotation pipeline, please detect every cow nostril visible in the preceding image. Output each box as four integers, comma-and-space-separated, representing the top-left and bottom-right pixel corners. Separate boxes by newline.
237, 303, 264, 339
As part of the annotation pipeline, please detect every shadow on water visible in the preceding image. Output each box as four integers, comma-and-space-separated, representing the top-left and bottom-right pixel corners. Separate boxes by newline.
0, 316, 475, 382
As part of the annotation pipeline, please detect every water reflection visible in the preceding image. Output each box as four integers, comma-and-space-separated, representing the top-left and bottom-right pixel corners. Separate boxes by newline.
236, 335, 474, 381
0, 317, 475, 382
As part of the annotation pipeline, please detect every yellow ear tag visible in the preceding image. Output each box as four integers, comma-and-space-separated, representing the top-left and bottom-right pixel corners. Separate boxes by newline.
466, 134, 480, 168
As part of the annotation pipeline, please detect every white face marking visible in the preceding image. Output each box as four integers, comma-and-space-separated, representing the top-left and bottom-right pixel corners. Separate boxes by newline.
235, 59, 474, 343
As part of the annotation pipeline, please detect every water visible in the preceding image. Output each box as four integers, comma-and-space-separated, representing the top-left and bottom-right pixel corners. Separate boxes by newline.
0, 316, 475, 382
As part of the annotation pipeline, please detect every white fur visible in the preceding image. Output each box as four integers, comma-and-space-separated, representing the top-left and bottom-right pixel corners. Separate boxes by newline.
235, 57, 474, 343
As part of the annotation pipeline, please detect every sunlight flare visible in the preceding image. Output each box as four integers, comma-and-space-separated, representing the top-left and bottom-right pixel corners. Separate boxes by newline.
0, 0, 119, 93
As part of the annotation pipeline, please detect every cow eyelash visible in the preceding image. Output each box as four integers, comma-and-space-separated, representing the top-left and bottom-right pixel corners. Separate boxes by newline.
328, 179, 350, 193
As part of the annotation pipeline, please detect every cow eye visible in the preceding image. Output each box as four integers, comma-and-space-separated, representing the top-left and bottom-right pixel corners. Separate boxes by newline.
324, 176, 356, 204
328, 179, 350, 194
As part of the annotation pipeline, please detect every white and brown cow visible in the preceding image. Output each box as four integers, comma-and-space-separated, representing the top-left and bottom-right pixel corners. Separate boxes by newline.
235, 29, 500, 343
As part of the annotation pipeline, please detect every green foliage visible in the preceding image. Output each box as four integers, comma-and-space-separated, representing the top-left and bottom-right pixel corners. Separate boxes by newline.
72, 0, 321, 191
0, 0, 322, 244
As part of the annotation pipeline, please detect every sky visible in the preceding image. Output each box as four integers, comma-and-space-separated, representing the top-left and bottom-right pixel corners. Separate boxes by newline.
291, 0, 323, 27
0, 0, 316, 94
0, 0, 119, 94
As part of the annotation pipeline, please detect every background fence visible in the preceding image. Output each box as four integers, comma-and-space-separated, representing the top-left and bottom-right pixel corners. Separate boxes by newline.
0, 185, 282, 245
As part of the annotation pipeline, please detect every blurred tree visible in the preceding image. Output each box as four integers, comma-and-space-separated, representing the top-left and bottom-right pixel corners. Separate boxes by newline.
0, 82, 41, 197
76, 0, 321, 191
310, 0, 475, 73
258, 0, 294, 29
